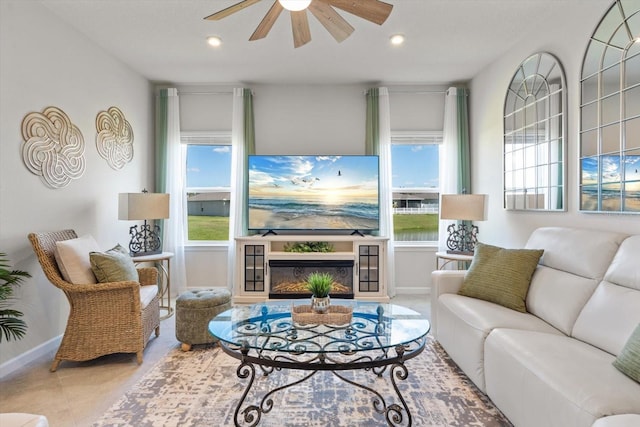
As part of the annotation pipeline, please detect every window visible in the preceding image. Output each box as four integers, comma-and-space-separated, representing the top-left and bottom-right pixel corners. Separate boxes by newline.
182, 132, 232, 242
391, 132, 442, 242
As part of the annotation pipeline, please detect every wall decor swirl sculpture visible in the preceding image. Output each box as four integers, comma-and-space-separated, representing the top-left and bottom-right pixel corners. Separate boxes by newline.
21, 106, 86, 189
95, 106, 134, 170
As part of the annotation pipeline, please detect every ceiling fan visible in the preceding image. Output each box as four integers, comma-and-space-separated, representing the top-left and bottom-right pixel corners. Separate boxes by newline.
204, 0, 394, 48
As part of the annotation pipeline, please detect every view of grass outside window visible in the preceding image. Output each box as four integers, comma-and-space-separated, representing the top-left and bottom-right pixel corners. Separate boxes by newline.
183, 134, 232, 241
184, 133, 441, 242
391, 133, 441, 241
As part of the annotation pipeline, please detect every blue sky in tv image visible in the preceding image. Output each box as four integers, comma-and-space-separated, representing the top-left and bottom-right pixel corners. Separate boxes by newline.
247, 155, 380, 230
185, 145, 440, 189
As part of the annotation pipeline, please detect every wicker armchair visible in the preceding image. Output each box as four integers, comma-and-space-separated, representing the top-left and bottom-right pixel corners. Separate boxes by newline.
28, 230, 160, 372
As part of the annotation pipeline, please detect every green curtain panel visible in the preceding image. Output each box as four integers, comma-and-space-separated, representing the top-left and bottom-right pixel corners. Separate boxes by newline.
455, 88, 471, 194
241, 88, 255, 235
155, 89, 169, 194
365, 88, 379, 156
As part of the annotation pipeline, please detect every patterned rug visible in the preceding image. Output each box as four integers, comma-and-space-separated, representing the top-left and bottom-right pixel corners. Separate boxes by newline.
93, 336, 512, 427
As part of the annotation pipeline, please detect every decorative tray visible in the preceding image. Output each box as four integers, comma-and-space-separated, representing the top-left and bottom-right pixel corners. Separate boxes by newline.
291, 305, 353, 326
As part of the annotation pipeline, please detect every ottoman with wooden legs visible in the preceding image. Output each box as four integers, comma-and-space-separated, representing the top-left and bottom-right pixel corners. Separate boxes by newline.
175, 288, 232, 351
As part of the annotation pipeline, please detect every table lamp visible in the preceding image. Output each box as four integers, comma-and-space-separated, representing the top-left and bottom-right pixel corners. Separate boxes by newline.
440, 194, 487, 255
118, 190, 170, 257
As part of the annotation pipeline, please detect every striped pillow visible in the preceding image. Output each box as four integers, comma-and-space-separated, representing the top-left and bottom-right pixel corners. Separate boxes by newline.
613, 323, 640, 384
458, 242, 543, 312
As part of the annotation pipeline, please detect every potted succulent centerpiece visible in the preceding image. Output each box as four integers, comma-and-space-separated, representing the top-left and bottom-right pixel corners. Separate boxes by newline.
306, 272, 333, 314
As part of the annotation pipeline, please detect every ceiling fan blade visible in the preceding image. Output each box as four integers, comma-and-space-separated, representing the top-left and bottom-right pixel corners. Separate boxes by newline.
308, 0, 354, 43
249, 1, 284, 41
291, 10, 311, 48
328, 0, 393, 25
204, 0, 262, 20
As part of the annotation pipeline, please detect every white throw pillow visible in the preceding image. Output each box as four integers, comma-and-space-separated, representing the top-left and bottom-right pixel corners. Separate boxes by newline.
54, 234, 100, 284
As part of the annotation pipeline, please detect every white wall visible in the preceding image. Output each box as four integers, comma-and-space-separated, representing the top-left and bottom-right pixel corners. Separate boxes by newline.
177, 83, 447, 293
469, 1, 640, 247
0, 1, 153, 369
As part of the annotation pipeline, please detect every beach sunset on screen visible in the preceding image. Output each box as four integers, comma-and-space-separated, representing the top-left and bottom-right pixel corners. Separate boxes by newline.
248, 155, 380, 231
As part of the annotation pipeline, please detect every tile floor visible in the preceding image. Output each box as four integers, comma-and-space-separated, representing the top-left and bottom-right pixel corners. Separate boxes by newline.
0, 294, 430, 426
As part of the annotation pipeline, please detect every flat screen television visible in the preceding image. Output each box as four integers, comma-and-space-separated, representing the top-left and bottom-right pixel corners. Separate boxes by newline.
248, 155, 379, 233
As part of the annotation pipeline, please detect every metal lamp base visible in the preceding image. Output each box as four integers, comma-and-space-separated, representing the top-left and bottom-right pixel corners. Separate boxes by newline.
445, 223, 479, 256
128, 221, 162, 257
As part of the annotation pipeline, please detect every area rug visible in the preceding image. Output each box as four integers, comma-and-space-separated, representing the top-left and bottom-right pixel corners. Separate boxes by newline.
93, 336, 512, 427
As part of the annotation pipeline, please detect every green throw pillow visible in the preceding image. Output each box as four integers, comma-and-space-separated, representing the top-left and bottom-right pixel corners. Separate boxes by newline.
613, 323, 640, 384
458, 242, 543, 312
89, 244, 139, 283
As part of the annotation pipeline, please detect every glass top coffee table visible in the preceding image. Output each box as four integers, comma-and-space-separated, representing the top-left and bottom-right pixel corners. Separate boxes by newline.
209, 300, 430, 427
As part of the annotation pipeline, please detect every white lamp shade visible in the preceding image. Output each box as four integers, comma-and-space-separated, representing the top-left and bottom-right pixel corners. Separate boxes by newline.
440, 194, 487, 221
119, 193, 170, 220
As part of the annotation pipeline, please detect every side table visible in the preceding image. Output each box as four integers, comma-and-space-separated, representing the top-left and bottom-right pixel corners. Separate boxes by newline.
133, 251, 174, 319
435, 251, 473, 270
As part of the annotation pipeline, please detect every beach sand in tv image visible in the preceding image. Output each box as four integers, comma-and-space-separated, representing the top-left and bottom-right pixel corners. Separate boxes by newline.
248, 155, 379, 230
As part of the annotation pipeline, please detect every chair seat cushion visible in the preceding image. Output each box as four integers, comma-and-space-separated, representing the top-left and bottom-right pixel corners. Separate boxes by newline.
139, 284, 158, 309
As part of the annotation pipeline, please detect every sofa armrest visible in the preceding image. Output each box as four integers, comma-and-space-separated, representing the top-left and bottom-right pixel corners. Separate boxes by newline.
430, 270, 466, 341
431, 270, 466, 296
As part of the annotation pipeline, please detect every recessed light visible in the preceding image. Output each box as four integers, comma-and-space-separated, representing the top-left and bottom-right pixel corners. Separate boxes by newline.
207, 36, 222, 47
390, 34, 405, 46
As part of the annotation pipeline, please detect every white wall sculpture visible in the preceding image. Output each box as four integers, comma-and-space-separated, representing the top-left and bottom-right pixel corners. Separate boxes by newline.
21, 106, 86, 189
95, 106, 134, 170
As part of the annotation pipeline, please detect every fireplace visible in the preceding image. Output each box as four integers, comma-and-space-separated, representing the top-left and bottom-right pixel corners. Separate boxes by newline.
269, 259, 354, 299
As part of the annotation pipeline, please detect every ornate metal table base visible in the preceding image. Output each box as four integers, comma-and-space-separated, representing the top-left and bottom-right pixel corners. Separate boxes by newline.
220, 338, 426, 427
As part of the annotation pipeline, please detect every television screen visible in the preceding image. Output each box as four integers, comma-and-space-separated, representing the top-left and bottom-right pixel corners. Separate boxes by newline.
248, 155, 379, 232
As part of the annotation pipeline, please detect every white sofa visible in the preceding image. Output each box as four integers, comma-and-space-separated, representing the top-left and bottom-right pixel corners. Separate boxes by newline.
430, 227, 640, 427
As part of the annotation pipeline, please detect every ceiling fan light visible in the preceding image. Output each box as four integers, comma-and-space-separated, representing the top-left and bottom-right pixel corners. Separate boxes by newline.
390, 34, 405, 46
278, 0, 311, 12
207, 36, 222, 47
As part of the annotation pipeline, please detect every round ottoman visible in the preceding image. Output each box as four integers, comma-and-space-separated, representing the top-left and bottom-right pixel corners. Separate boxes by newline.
175, 288, 232, 351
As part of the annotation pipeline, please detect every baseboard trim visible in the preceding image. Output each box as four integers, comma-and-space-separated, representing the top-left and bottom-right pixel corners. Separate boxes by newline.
0, 335, 61, 379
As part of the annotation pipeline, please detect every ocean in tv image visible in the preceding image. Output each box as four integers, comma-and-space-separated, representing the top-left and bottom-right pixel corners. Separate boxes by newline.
248, 155, 380, 231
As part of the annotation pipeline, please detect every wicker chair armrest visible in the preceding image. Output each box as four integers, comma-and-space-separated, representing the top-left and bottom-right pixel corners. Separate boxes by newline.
60, 279, 141, 294
137, 267, 158, 286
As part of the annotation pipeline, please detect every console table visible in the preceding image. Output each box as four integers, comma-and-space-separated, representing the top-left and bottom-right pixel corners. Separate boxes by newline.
209, 300, 430, 427
235, 235, 389, 304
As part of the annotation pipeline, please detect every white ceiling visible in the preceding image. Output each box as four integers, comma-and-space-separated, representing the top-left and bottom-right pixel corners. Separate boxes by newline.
39, 0, 608, 85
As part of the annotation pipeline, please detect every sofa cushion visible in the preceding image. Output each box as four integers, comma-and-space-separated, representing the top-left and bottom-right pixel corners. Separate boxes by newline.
458, 242, 543, 312
484, 329, 640, 427
54, 234, 100, 284
436, 293, 563, 391
613, 323, 640, 383
526, 266, 600, 335
592, 414, 640, 427
525, 227, 627, 280
89, 244, 139, 283
604, 235, 640, 291
524, 227, 629, 337
572, 282, 640, 356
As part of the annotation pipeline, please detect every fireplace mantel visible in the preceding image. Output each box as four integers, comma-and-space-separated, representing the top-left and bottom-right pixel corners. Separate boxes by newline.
233, 235, 389, 304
